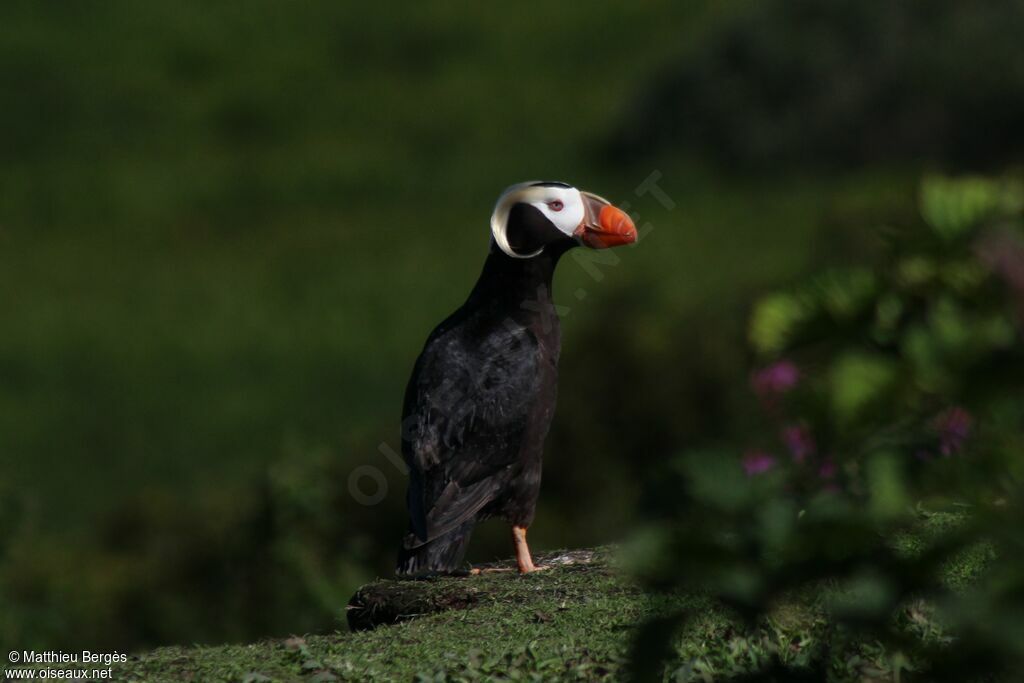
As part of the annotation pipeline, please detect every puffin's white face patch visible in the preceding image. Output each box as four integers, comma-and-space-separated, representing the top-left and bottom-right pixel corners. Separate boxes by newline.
490, 182, 583, 258
528, 186, 584, 238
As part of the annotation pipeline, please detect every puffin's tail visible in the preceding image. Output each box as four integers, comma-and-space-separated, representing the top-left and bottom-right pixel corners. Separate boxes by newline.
396, 520, 475, 577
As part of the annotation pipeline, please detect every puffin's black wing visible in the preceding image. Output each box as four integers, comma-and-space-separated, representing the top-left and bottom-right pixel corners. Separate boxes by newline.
402, 319, 540, 547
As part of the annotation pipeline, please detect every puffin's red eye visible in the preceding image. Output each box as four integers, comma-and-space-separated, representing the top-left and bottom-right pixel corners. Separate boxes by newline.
549, 200, 564, 212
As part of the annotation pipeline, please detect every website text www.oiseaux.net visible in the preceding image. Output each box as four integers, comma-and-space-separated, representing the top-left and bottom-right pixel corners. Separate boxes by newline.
6, 651, 126, 680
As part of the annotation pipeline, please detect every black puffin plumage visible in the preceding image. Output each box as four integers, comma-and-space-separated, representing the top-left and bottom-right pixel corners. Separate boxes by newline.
397, 182, 636, 576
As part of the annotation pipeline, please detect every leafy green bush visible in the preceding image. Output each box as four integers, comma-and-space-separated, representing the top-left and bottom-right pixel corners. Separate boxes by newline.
629, 175, 1024, 680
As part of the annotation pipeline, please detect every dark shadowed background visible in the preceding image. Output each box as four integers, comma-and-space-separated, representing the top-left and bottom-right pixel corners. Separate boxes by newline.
2, 0, 1022, 651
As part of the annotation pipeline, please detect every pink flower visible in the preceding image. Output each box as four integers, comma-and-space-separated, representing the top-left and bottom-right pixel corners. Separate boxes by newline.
751, 361, 800, 400
742, 450, 776, 476
932, 407, 973, 457
781, 424, 815, 463
818, 458, 837, 480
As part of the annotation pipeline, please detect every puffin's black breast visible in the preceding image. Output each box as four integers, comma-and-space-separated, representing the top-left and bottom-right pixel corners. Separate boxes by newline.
401, 307, 546, 545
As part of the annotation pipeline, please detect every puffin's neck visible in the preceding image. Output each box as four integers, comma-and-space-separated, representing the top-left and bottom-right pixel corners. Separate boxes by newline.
467, 243, 572, 313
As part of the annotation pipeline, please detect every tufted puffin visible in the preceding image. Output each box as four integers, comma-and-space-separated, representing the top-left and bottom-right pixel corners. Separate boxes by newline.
396, 181, 636, 576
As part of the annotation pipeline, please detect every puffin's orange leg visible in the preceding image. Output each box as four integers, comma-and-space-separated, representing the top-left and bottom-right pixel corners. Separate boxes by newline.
513, 525, 545, 574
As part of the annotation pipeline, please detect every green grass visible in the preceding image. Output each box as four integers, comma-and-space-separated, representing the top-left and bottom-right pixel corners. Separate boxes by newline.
97, 537, 990, 683
113, 548, 651, 681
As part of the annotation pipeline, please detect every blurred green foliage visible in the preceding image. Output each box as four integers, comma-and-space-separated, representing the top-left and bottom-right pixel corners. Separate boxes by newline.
609, 0, 1024, 170
630, 175, 1024, 680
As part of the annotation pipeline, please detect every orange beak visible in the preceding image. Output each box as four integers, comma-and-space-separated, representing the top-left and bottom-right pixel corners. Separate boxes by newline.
573, 192, 637, 248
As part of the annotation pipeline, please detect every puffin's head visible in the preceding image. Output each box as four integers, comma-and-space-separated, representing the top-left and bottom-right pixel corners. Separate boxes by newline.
490, 181, 636, 258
